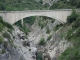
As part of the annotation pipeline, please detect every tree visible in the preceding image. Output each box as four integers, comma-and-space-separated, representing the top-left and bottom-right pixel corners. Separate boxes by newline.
44, 3, 50, 8
67, 9, 78, 23
72, 16, 80, 29
39, 0, 43, 4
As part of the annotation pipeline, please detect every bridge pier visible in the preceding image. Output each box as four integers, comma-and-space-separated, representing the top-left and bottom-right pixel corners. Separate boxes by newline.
21, 19, 23, 26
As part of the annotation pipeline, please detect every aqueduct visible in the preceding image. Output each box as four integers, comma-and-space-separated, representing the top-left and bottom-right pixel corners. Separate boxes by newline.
0, 9, 72, 25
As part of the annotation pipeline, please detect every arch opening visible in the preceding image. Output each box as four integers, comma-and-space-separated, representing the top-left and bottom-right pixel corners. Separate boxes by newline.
14, 15, 63, 25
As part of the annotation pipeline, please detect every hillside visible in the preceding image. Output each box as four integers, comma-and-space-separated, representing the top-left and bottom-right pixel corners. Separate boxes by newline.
0, 0, 80, 11
0, 0, 47, 11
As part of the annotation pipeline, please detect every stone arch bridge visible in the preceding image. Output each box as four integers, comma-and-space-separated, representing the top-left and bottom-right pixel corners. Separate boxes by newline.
0, 9, 72, 25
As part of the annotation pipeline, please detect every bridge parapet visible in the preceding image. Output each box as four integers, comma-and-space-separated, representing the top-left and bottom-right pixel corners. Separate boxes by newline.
0, 9, 72, 13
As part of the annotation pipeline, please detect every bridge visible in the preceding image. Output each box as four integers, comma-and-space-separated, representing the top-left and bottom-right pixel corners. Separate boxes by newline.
0, 9, 72, 25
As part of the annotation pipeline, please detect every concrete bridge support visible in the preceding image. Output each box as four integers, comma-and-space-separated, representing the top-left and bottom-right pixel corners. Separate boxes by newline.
21, 19, 23, 26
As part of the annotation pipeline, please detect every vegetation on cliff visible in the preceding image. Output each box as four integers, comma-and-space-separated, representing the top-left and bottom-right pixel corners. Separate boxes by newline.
58, 9, 80, 60
0, 0, 47, 11
50, 0, 80, 9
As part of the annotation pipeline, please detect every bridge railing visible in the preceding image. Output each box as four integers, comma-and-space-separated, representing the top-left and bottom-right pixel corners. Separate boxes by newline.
0, 9, 72, 13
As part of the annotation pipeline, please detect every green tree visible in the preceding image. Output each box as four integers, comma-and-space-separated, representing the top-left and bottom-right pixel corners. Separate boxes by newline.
67, 9, 78, 23
72, 16, 80, 29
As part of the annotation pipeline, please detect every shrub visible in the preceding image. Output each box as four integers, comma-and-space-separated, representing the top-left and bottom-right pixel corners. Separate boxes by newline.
66, 29, 74, 40
0, 16, 13, 30
36, 51, 43, 60
3, 41, 8, 49
0, 36, 4, 44
67, 9, 78, 23
39, 38, 46, 45
23, 16, 36, 25
44, 3, 50, 8
72, 16, 80, 29
2, 32, 11, 39
54, 24, 63, 31
74, 27, 80, 37
72, 37, 80, 48
7, 29, 13, 34
46, 26, 50, 34
3, 22, 13, 29
38, 18, 47, 29
19, 27, 30, 34
0, 22, 4, 32
0, 16, 3, 23
58, 47, 80, 60
51, 19, 55, 23
2, 48, 6, 54
47, 35, 52, 41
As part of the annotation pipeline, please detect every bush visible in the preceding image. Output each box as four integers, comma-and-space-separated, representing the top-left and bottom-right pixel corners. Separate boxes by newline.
47, 35, 52, 41
39, 38, 46, 45
23, 16, 36, 25
7, 29, 13, 34
58, 47, 80, 60
51, 19, 55, 23
0, 36, 4, 44
19, 26, 30, 34
66, 29, 74, 40
72, 37, 80, 48
36, 51, 43, 60
1, 48, 6, 54
46, 26, 50, 34
3, 22, 13, 29
54, 24, 63, 31
0, 16, 3, 23
67, 9, 78, 23
74, 27, 80, 37
3, 41, 8, 49
0, 22, 4, 32
2, 32, 11, 39
39, 21, 46, 29
72, 16, 80, 29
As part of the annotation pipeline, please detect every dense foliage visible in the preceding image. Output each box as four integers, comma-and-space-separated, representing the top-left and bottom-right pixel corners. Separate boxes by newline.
67, 9, 78, 23
0, 16, 13, 32
50, 0, 80, 9
14, 16, 36, 34
0, 0, 46, 11
58, 13, 80, 60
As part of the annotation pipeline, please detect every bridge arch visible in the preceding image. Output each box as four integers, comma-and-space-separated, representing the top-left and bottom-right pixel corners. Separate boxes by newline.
14, 15, 65, 25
